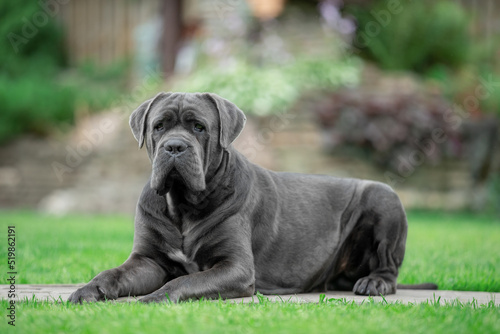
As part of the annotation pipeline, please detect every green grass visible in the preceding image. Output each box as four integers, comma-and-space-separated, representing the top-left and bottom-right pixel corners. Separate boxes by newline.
398, 211, 500, 292
1, 212, 134, 284
0, 210, 499, 333
0, 297, 498, 334
0, 210, 498, 291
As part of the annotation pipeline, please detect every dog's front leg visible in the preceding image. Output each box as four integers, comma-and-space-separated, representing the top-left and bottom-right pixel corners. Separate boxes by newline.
139, 260, 255, 303
68, 253, 167, 303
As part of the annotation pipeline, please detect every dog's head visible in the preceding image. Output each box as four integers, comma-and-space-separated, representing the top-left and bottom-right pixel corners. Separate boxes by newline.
129, 92, 246, 196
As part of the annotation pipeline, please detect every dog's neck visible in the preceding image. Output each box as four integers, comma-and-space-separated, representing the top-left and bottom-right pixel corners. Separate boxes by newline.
167, 147, 249, 220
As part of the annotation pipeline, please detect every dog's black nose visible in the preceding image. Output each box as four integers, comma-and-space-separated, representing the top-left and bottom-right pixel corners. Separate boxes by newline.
164, 139, 188, 156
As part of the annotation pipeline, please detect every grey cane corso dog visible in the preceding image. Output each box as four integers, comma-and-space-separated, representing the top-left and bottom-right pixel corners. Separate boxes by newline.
69, 92, 436, 303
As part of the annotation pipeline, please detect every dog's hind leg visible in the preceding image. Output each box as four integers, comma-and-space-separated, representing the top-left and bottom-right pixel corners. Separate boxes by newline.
353, 184, 407, 296
330, 183, 407, 296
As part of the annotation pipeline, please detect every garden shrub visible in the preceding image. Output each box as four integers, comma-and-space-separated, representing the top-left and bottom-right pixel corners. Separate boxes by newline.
346, 0, 470, 72
0, 1, 72, 142
174, 57, 362, 116
313, 78, 463, 171
0, 1, 125, 143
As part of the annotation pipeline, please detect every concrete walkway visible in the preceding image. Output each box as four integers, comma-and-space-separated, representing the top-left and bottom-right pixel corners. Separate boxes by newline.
1, 284, 498, 305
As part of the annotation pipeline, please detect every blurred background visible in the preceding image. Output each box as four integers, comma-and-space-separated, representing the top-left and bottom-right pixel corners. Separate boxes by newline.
0, 0, 499, 216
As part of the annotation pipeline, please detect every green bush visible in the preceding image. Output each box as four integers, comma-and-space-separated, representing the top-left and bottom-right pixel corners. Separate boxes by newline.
0, 1, 72, 142
0, 1, 66, 75
174, 57, 361, 116
347, 0, 470, 72
0, 75, 76, 141
0, 1, 126, 143
478, 72, 500, 117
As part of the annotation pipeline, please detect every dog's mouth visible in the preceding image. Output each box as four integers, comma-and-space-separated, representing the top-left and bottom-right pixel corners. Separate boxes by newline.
150, 152, 206, 196
168, 168, 182, 179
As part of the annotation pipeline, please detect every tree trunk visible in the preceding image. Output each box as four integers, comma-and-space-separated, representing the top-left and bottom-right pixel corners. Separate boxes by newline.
159, 0, 183, 78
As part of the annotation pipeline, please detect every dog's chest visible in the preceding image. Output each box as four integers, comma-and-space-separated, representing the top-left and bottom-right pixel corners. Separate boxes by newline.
167, 249, 200, 274
167, 218, 204, 274
166, 196, 210, 274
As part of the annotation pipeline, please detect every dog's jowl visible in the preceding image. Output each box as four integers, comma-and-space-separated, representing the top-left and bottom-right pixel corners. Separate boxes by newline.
69, 92, 436, 303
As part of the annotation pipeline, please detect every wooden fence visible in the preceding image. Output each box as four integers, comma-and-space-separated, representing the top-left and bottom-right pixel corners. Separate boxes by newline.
57, 0, 161, 65
55, 0, 499, 66
460, 0, 500, 38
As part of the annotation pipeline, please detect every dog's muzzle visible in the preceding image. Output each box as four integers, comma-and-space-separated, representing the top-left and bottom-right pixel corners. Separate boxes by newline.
164, 139, 188, 157
151, 137, 206, 195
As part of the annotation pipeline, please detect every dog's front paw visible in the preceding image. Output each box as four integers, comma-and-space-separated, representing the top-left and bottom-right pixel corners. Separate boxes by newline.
353, 276, 396, 296
68, 284, 108, 304
138, 291, 176, 303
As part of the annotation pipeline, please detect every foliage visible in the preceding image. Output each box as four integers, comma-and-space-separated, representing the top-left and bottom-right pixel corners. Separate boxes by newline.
173, 57, 362, 116
0, 76, 77, 140
0, 1, 125, 143
479, 75, 500, 116
467, 70, 500, 118
0, 1, 66, 76
314, 80, 462, 170
0, 1, 69, 141
346, 0, 471, 72
487, 174, 500, 215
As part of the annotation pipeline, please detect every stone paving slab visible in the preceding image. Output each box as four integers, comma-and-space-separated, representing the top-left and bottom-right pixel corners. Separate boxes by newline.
1, 284, 498, 305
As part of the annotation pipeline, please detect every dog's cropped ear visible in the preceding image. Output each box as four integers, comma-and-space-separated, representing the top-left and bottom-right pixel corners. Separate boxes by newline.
129, 92, 171, 148
204, 93, 247, 149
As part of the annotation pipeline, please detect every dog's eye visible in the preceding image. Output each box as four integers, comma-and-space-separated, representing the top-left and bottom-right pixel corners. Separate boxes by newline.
194, 123, 205, 132
154, 123, 164, 131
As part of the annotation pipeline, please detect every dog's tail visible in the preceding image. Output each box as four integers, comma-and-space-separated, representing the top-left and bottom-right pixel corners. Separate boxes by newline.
397, 283, 438, 290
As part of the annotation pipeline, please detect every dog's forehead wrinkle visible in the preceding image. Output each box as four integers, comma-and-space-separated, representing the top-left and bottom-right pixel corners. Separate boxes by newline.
182, 95, 213, 114
153, 93, 184, 116
179, 93, 185, 113
150, 108, 177, 123
180, 110, 199, 121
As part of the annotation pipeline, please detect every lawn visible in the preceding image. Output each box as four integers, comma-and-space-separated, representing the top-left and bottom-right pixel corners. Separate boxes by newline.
1, 297, 498, 334
0, 210, 499, 333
